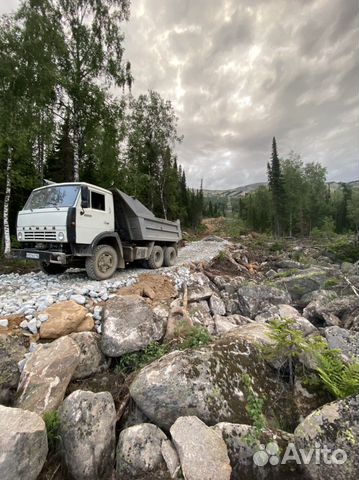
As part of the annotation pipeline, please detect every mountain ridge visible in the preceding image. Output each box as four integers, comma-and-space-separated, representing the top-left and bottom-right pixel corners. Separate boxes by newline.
202, 180, 359, 198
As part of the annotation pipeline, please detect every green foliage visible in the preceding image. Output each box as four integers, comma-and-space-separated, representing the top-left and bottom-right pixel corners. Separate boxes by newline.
178, 326, 212, 350
263, 318, 307, 387
43, 410, 61, 451
223, 217, 248, 238
115, 342, 170, 375
326, 237, 359, 263
269, 241, 286, 253
241, 373, 267, 446
217, 250, 227, 262
308, 337, 359, 399
265, 320, 359, 400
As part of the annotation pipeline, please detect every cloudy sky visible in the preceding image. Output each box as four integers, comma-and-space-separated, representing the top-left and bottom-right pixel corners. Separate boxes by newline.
2, 0, 358, 188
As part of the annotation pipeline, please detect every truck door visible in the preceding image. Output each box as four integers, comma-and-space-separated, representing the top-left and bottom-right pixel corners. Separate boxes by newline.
76, 189, 115, 244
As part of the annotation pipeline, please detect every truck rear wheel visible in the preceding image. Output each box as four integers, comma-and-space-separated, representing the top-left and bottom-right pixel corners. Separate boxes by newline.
147, 245, 164, 269
86, 245, 118, 280
163, 246, 177, 267
40, 262, 67, 275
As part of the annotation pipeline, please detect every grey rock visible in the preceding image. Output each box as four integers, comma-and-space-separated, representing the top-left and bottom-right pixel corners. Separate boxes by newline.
273, 267, 331, 300
16, 336, 80, 415
0, 319, 8, 328
170, 416, 231, 480
0, 335, 28, 405
294, 394, 359, 480
275, 259, 304, 269
304, 295, 359, 328
101, 295, 164, 357
214, 314, 252, 336
70, 332, 108, 379
213, 422, 300, 479
255, 304, 318, 336
130, 327, 294, 430
209, 293, 226, 316
70, 294, 86, 305
60, 390, 116, 480
236, 282, 291, 318
27, 319, 38, 334
0, 405, 48, 480
325, 326, 359, 360
116, 423, 178, 479
187, 273, 214, 302
189, 300, 215, 334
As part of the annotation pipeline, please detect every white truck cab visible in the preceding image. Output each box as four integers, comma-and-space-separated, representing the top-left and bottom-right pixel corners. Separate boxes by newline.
14, 182, 181, 280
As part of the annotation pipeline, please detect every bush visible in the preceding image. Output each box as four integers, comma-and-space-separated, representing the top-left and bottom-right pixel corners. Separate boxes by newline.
115, 342, 170, 375
264, 319, 359, 400
178, 325, 212, 350
326, 237, 359, 263
43, 411, 61, 451
241, 373, 267, 446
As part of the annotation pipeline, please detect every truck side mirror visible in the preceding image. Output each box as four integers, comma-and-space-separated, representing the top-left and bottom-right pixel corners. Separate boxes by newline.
81, 186, 90, 209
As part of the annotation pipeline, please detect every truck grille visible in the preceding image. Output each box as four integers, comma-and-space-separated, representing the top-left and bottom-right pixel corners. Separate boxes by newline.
24, 231, 57, 241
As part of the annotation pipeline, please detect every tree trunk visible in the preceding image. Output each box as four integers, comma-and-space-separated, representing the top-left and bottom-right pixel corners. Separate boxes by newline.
3, 146, 12, 257
73, 129, 80, 181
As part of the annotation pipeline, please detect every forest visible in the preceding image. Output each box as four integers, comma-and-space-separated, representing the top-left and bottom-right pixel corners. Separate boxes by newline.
0, 0, 203, 255
204, 138, 359, 238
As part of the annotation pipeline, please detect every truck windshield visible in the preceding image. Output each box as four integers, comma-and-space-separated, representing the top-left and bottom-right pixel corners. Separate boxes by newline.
24, 185, 80, 210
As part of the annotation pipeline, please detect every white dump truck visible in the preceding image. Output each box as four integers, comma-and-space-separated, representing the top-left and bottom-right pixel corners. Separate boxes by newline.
13, 182, 182, 280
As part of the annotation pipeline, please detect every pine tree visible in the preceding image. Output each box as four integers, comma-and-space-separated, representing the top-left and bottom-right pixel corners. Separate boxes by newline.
267, 137, 285, 236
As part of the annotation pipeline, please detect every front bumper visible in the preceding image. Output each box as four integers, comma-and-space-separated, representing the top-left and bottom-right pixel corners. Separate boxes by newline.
12, 249, 68, 265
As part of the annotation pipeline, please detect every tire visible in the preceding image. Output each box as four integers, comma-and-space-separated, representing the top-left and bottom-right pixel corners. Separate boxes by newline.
163, 246, 177, 267
85, 244, 118, 280
40, 262, 67, 275
147, 245, 164, 269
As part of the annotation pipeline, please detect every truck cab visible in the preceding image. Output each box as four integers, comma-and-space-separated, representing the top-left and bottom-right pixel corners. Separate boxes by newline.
13, 182, 181, 280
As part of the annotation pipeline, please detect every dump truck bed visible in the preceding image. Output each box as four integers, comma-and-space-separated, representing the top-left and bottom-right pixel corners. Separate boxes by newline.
111, 189, 181, 242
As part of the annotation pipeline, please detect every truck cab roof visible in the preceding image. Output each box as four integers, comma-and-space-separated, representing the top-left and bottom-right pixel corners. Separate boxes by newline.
33, 182, 112, 196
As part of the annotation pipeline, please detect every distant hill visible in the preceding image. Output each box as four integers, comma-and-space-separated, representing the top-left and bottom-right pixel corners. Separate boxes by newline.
203, 180, 359, 198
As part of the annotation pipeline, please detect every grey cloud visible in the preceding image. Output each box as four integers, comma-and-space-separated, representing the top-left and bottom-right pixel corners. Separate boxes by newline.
1, 0, 357, 188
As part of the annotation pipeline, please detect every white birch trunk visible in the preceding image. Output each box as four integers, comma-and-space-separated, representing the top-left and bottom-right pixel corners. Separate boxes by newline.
73, 138, 80, 181
3, 146, 12, 256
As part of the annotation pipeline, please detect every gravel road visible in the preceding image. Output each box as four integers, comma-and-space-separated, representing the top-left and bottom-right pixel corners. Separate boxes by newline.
0, 239, 228, 319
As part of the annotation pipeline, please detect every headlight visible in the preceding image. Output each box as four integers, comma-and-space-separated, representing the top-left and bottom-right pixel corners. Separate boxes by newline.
58, 232, 65, 241
17, 231, 23, 241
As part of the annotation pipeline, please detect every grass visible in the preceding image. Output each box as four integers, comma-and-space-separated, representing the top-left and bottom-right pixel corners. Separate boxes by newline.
43, 411, 61, 451
114, 326, 213, 375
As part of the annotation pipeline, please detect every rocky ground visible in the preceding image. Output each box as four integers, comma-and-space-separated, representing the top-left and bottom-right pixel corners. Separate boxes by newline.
0, 235, 358, 480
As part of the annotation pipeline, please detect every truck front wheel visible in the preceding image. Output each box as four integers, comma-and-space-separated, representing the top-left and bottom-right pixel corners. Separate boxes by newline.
86, 245, 118, 280
147, 245, 164, 269
40, 262, 67, 275
163, 246, 177, 267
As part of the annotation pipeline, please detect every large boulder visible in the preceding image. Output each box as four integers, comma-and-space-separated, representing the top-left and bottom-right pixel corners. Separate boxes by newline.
16, 336, 80, 415
273, 267, 330, 301
236, 283, 291, 318
214, 314, 253, 336
187, 273, 214, 303
213, 422, 301, 479
130, 327, 294, 430
70, 332, 107, 379
0, 405, 48, 480
116, 423, 179, 479
170, 416, 231, 480
303, 295, 359, 328
294, 394, 359, 480
325, 326, 359, 361
255, 304, 318, 336
59, 390, 116, 480
39, 300, 92, 339
0, 335, 28, 405
101, 295, 164, 357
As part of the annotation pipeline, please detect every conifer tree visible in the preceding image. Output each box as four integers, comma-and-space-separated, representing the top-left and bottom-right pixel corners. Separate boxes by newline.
267, 137, 285, 236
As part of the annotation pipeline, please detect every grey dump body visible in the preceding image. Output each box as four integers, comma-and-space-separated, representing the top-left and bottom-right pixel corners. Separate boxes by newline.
111, 188, 181, 243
